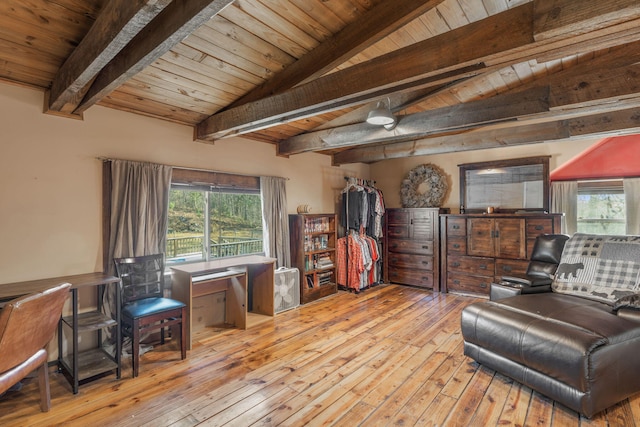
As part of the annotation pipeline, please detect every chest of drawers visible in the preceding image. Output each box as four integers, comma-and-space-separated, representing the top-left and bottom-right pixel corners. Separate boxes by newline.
440, 213, 562, 296
385, 208, 446, 290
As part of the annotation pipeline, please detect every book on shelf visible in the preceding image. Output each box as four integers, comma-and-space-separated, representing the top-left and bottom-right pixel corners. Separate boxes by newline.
304, 216, 331, 233
306, 275, 315, 289
314, 252, 333, 269
317, 271, 333, 285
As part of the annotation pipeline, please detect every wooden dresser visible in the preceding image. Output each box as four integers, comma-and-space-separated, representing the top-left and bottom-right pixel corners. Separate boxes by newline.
384, 208, 446, 291
440, 213, 563, 296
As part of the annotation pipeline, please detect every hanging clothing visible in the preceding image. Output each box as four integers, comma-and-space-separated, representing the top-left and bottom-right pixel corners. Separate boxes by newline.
336, 234, 365, 292
339, 177, 386, 292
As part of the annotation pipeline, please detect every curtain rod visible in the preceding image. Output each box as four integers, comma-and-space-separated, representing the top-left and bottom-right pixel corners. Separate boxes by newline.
96, 156, 289, 180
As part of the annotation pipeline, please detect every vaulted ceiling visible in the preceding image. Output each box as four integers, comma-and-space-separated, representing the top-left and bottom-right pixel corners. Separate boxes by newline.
3, 0, 640, 164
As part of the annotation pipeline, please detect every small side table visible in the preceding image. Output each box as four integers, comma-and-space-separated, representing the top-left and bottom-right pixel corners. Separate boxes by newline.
57, 273, 121, 394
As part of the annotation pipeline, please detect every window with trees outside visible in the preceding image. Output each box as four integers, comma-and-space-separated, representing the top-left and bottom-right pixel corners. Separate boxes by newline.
166, 169, 263, 266
577, 180, 625, 235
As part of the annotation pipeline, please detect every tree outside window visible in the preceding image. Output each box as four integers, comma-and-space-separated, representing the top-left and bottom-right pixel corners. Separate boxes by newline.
576, 180, 625, 235
166, 187, 263, 265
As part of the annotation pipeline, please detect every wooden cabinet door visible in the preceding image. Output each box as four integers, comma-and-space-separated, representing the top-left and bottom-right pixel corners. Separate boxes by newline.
495, 218, 525, 259
467, 218, 494, 256
466, 218, 526, 259
410, 209, 436, 240
386, 209, 410, 239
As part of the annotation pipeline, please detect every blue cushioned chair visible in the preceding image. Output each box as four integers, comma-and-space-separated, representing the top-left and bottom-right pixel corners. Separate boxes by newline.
114, 254, 186, 377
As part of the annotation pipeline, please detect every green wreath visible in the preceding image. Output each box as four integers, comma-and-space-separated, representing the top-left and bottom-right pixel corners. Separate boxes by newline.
400, 164, 448, 208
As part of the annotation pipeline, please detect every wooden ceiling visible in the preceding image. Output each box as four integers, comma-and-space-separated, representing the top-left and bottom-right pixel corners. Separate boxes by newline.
3, 0, 640, 164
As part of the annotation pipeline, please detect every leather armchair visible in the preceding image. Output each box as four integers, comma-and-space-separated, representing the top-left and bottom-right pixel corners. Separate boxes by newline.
490, 234, 569, 301
0, 282, 70, 411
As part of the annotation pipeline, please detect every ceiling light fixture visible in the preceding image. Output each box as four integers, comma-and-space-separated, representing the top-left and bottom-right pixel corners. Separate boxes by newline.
366, 100, 397, 130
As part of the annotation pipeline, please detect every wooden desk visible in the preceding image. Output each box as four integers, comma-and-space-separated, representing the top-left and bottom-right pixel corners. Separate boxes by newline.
171, 255, 276, 350
0, 272, 117, 300
0, 272, 121, 393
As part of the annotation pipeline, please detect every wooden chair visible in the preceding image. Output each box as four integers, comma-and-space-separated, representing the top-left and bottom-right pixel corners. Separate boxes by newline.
114, 254, 186, 377
0, 282, 70, 411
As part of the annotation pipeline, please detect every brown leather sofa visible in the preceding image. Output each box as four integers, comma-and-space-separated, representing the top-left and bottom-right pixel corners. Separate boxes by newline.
461, 233, 640, 417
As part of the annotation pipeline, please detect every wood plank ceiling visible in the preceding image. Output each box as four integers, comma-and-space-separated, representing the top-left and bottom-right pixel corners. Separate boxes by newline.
2, 0, 640, 164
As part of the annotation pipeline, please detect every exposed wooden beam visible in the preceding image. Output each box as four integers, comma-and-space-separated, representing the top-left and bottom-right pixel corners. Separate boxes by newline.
46, 0, 172, 116
331, 107, 640, 165
278, 57, 640, 155
280, 43, 640, 155
196, 0, 640, 141
278, 87, 551, 155
226, 0, 447, 109
311, 83, 459, 132
549, 65, 640, 110
196, 5, 534, 141
534, 0, 640, 41
74, 0, 235, 114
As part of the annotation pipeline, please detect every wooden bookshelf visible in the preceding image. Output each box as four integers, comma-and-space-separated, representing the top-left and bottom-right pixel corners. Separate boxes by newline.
289, 214, 338, 304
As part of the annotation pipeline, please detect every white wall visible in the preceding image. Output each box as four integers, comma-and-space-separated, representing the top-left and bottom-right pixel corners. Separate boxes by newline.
0, 84, 369, 283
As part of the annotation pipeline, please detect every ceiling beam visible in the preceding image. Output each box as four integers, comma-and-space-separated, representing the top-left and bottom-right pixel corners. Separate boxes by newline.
279, 44, 640, 155
225, 0, 447, 109
196, 0, 640, 141
310, 82, 462, 132
196, 5, 534, 141
534, 0, 640, 41
73, 0, 235, 115
45, 0, 172, 116
278, 87, 552, 155
332, 106, 640, 165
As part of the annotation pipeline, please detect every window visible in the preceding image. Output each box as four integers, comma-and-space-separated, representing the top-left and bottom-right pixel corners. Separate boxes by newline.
577, 180, 625, 235
166, 169, 263, 266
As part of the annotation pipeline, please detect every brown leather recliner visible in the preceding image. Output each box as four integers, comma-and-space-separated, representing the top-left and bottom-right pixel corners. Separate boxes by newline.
0, 282, 70, 411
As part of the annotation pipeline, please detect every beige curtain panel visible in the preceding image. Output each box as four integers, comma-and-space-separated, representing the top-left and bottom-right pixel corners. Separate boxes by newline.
108, 160, 173, 268
260, 176, 291, 268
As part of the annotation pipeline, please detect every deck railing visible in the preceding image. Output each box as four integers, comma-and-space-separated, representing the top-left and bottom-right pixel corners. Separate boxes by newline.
166, 235, 263, 260
576, 218, 625, 235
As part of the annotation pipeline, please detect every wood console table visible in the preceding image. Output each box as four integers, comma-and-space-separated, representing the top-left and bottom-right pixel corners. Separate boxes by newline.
171, 255, 276, 350
0, 272, 121, 394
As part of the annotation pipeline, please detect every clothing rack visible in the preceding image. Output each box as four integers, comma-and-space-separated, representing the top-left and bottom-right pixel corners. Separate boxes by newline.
344, 176, 376, 187
338, 176, 385, 293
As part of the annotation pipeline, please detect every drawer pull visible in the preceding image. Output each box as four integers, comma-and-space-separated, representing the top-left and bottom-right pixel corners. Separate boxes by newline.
422, 277, 429, 281
453, 243, 460, 249
421, 261, 429, 265
479, 264, 487, 270
422, 245, 429, 249
452, 225, 460, 229
535, 225, 544, 230
391, 258, 398, 263
503, 265, 512, 272
391, 272, 398, 277
452, 262, 460, 267
480, 283, 488, 288
453, 280, 460, 285
391, 244, 398, 249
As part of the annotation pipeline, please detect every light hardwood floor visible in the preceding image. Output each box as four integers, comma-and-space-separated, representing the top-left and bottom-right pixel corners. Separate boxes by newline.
1, 284, 639, 426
